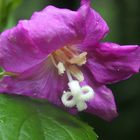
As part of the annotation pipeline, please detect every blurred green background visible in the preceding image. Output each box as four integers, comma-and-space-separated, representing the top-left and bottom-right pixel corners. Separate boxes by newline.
0, 0, 140, 139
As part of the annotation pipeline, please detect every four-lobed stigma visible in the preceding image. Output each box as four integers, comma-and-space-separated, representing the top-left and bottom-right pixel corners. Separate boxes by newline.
61, 70, 94, 111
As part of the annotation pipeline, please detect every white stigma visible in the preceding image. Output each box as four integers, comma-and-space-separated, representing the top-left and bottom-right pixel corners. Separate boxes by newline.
61, 71, 95, 111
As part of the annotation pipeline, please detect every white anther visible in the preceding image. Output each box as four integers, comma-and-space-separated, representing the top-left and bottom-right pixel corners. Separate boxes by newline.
57, 62, 65, 75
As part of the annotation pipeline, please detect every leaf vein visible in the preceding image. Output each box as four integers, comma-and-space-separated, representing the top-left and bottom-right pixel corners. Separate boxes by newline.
46, 117, 76, 140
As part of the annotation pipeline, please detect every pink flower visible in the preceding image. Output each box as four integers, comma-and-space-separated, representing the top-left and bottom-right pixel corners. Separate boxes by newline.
0, 0, 140, 121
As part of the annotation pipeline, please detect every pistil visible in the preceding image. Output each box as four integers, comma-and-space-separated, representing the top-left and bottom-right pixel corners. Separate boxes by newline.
50, 46, 95, 111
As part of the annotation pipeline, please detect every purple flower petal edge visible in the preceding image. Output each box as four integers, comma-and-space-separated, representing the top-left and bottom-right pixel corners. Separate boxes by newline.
87, 42, 140, 84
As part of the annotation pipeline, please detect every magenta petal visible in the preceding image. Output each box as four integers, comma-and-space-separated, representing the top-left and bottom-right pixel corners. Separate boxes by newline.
0, 60, 67, 106
0, 25, 46, 73
0, 5, 87, 73
86, 85, 118, 121
87, 42, 140, 84
81, 0, 90, 5
28, 5, 86, 53
80, 7, 109, 50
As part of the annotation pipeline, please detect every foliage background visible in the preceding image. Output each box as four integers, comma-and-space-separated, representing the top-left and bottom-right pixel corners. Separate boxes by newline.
0, 0, 140, 139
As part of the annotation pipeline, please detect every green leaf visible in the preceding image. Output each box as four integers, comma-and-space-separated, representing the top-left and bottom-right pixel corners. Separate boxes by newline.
0, 94, 97, 140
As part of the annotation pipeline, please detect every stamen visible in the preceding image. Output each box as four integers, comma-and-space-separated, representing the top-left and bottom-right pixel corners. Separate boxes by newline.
61, 70, 95, 111
54, 49, 69, 63
50, 47, 87, 80
57, 62, 65, 75
50, 55, 65, 75
68, 65, 84, 82
50, 54, 57, 67
61, 47, 76, 58
68, 52, 87, 66
66, 70, 73, 82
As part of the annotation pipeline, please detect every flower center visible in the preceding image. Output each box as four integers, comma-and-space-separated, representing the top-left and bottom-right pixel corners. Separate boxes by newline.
50, 46, 87, 81
50, 46, 95, 111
